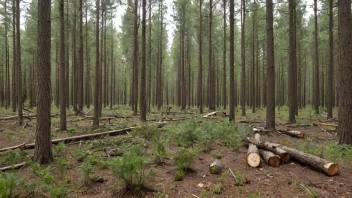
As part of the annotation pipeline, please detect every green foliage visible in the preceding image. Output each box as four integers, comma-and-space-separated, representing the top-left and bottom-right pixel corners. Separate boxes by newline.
0, 150, 22, 168
0, 172, 20, 198
67, 127, 77, 134
152, 139, 168, 164
175, 120, 198, 148
174, 169, 184, 181
200, 189, 209, 198
53, 142, 66, 156
130, 124, 161, 140
248, 193, 261, 198
109, 150, 154, 194
211, 183, 224, 195
47, 185, 68, 198
39, 166, 54, 185
56, 157, 69, 180
234, 172, 244, 186
71, 148, 90, 162
78, 161, 95, 184
173, 147, 197, 180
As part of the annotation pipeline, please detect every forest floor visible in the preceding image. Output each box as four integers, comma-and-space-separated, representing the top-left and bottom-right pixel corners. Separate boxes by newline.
0, 106, 352, 198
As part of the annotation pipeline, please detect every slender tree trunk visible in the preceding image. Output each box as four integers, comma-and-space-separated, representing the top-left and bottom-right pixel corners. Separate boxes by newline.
229, 0, 235, 121
327, 0, 334, 119
132, 0, 139, 115
313, 0, 319, 114
223, 0, 227, 109
148, 0, 152, 112
288, 0, 296, 123
66, 0, 70, 109
266, 0, 275, 130
208, 0, 215, 110
12, 0, 16, 112
59, 0, 67, 131
15, 0, 23, 125
241, 0, 246, 116
140, 0, 147, 121
198, 0, 203, 114
337, 0, 352, 144
77, 0, 84, 111
85, 0, 90, 108
34, 0, 53, 164
251, 4, 255, 113
93, 0, 100, 128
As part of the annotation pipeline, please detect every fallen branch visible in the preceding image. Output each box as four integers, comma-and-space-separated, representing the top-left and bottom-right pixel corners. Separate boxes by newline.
0, 162, 27, 172
0, 127, 136, 153
202, 112, 217, 118
316, 124, 333, 137
313, 122, 337, 128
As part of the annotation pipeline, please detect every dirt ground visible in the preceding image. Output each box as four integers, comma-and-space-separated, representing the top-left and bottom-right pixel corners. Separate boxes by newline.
0, 107, 351, 198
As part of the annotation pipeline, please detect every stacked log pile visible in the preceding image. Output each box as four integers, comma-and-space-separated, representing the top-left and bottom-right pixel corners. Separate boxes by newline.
245, 133, 339, 176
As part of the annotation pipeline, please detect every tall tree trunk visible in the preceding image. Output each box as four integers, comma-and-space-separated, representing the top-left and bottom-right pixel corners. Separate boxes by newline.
241, 0, 246, 116
208, 0, 215, 110
229, 0, 235, 121
198, 0, 203, 114
72, 0, 77, 110
140, 0, 147, 121
251, 4, 256, 113
34, 0, 53, 164
148, 0, 152, 112
337, 0, 352, 144
313, 0, 319, 114
59, 0, 67, 131
77, 0, 84, 111
327, 0, 334, 119
93, 0, 100, 128
85, 0, 90, 108
15, 0, 23, 125
288, 0, 296, 123
132, 0, 139, 115
66, 0, 70, 109
266, 0, 275, 130
223, 0, 227, 109
12, 0, 16, 113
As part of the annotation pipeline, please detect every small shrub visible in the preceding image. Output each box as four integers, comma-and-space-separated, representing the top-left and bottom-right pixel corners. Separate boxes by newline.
173, 147, 196, 172
176, 120, 198, 148
130, 124, 161, 140
234, 172, 244, 186
109, 151, 154, 195
152, 139, 167, 164
47, 185, 68, 198
78, 161, 95, 185
71, 148, 90, 162
53, 142, 66, 156
174, 169, 184, 181
0, 150, 22, 168
200, 189, 209, 198
56, 157, 69, 180
0, 172, 20, 198
211, 183, 224, 195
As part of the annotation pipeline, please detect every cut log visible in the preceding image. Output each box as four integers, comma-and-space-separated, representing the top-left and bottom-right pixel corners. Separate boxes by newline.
246, 144, 261, 167
279, 145, 339, 176
0, 162, 27, 172
256, 142, 290, 163
278, 130, 304, 138
258, 149, 281, 167
202, 112, 217, 118
0, 143, 26, 153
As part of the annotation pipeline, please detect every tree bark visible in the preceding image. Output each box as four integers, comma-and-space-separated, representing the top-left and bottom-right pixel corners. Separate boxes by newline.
140, 0, 147, 121
313, 0, 319, 114
208, 0, 215, 111
197, 0, 203, 114
77, 0, 84, 111
337, 0, 352, 144
241, 0, 246, 116
59, 0, 67, 131
288, 0, 296, 123
93, 0, 100, 128
327, 0, 334, 119
34, 0, 53, 164
15, 0, 23, 125
222, 0, 227, 110
265, 0, 275, 130
258, 149, 280, 167
229, 0, 235, 121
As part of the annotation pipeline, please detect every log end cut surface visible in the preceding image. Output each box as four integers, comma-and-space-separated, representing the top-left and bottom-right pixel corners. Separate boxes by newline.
325, 163, 339, 176
268, 156, 281, 167
246, 153, 261, 167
